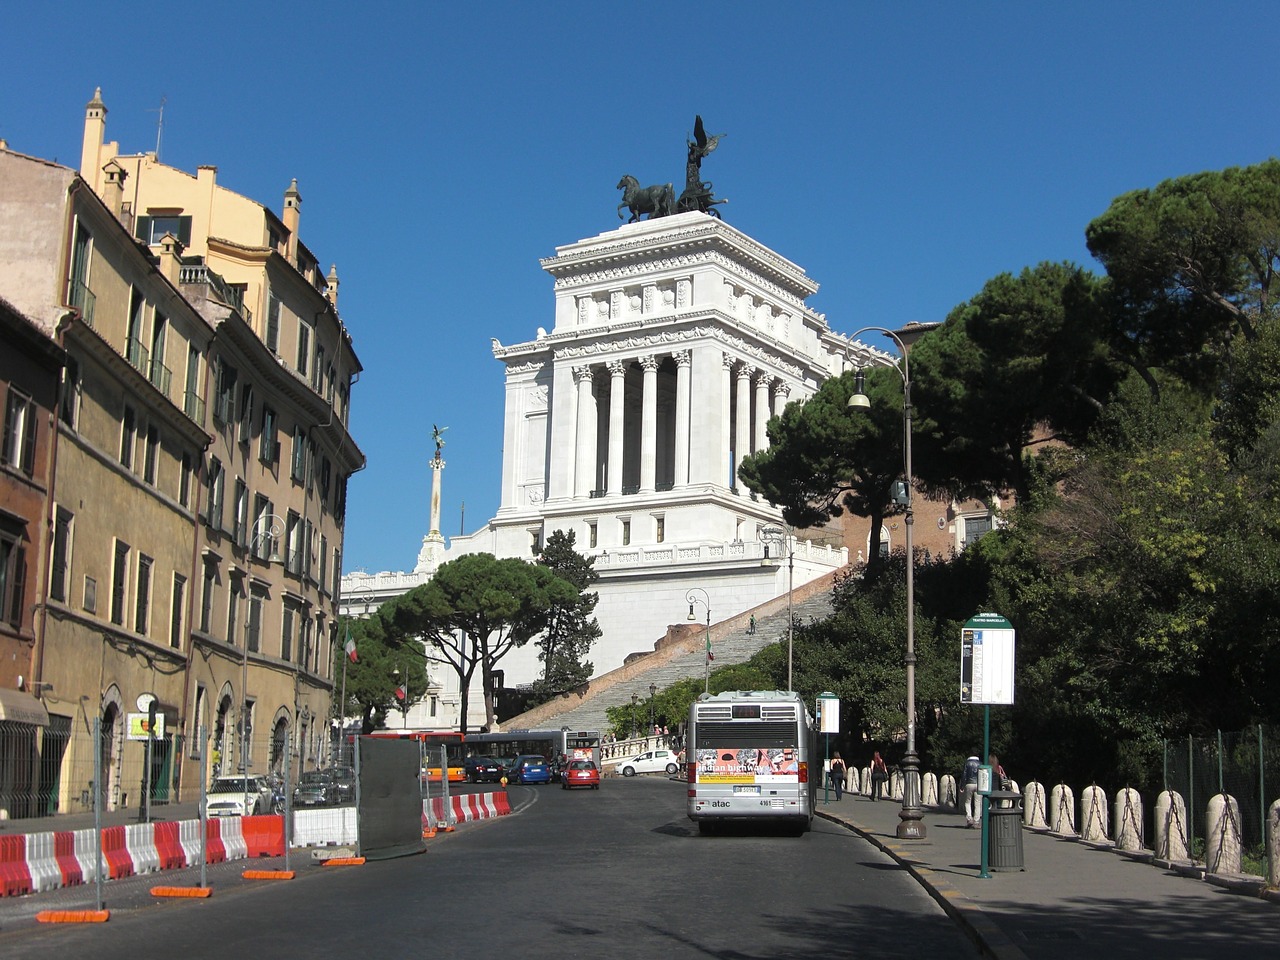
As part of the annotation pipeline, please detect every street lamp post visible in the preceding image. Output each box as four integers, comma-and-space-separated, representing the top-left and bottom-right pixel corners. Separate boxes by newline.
685, 588, 711, 694
243, 512, 283, 816
630, 692, 639, 740
847, 327, 926, 841
761, 524, 795, 691
648, 682, 657, 734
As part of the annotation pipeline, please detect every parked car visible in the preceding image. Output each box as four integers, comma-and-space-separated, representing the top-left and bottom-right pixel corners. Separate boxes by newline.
293, 770, 336, 808
465, 755, 504, 783
617, 749, 681, 777
207, 775, 275, 817
325, 766, 356, 804
561, 759, 600, 790
508, 754, 552, 784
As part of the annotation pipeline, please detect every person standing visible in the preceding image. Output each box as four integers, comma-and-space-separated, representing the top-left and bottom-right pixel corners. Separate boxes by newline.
962, 754, 981, 826
829, 752, 847, 800
870, 751, 889, 801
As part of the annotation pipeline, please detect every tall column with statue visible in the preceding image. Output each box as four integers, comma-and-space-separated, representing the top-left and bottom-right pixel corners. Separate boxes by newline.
415, 424, 448, 572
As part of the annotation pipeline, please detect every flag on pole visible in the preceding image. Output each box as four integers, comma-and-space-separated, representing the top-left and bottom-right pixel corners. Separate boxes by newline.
395, 683, 406, 701
344, 627, 358, 663
706, 635, 714, 662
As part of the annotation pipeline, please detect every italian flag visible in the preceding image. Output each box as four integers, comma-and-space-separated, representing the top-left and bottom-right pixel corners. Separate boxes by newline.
706, 635, 714, 662
344, 627, 358, 663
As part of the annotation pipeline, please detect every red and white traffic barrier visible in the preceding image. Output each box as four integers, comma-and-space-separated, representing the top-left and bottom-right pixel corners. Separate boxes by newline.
427, 790, 511, 825
124, 822, 161, 874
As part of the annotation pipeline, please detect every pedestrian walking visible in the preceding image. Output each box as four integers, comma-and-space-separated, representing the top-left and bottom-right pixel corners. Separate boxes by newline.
748, 614, 756, 634
870, 751, 889, 800
829, 752, 847, 799
962, 754, 980, 826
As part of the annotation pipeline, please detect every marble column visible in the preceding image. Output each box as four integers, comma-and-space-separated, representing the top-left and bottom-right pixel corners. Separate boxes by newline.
673, 350, 691, 487
735, 364, 754, 488
607, 359, 626, 495
754, 373, 773, 453
720, 353, 733, 488
549, 359, 577, 501
573, 365, 596, 498
639, 356, 659, 493
774, 381, 790, 418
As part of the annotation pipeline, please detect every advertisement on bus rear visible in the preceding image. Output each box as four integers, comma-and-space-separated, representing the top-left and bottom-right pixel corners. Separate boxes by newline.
696, 747, 800, 783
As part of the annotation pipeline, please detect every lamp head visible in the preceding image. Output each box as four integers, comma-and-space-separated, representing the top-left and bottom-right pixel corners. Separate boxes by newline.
848, 368, 870, 409
687, 603, 696, 622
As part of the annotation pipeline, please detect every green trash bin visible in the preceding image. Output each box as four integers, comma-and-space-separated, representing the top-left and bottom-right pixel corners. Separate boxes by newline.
986, 791, 1024, 871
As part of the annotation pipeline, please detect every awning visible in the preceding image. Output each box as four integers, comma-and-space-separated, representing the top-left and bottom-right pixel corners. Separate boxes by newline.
0, 688, 51, 726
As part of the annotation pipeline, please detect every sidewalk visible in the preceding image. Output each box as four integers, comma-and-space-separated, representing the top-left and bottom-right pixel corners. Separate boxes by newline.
819, 792, 1280, 960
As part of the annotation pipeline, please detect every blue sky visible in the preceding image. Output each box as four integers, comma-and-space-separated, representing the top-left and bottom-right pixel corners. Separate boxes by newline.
4, 2, 1276, 574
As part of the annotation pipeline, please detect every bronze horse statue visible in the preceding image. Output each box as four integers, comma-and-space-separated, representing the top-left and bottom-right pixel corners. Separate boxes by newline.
617, 175, 675, 223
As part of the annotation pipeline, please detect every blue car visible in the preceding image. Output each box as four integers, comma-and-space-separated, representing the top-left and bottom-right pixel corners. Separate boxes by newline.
509, 754, 552, 784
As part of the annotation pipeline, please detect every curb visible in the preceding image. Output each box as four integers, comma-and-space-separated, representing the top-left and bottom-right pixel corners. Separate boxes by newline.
819, 811, 1029, 960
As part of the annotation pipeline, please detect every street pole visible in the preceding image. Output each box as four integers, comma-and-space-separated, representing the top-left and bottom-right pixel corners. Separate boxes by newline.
848, 327, 925, 840
686, 588, 711, 694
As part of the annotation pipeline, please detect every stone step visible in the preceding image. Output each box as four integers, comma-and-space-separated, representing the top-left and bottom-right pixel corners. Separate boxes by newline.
538, 592, 834, 733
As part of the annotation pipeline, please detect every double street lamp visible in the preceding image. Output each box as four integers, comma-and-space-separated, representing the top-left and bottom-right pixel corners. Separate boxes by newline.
685, 588, 711, 694
847, 327, 926, 841
760, 524, 795, 691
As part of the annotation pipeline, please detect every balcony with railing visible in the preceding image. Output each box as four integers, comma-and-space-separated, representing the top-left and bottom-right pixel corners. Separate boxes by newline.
67, 277, 96, 327
148, 359, 172, 398
184, 390, 206, 427
126, 337, 150, 373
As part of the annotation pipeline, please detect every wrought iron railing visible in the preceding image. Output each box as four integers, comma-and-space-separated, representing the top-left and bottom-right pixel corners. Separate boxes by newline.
67, 277, 96, 327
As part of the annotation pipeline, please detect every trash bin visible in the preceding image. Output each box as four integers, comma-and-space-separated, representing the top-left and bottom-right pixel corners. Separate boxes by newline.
986, 791, 1024, 871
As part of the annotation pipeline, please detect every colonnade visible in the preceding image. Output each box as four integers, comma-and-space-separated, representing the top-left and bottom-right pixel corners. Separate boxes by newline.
554, 347, 791, 502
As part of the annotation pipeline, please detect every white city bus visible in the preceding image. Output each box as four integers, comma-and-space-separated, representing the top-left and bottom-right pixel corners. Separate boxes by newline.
686, 690, 816, 834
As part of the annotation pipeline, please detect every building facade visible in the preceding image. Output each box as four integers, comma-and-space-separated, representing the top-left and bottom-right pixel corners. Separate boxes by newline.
0, 89, 362, 819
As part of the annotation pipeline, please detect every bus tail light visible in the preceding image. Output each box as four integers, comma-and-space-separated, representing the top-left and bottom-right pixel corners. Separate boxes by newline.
798, 761, 808, 784
687, 762, 697, 784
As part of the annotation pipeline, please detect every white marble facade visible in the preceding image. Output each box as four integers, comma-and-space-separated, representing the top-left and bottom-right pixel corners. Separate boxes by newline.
446, 213, 852, 683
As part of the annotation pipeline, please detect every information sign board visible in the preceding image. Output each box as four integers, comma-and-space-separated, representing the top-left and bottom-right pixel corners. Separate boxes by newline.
960, 613, 1015, 705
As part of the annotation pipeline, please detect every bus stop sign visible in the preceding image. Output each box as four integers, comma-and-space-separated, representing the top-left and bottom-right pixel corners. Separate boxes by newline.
960, 613, 1015, 705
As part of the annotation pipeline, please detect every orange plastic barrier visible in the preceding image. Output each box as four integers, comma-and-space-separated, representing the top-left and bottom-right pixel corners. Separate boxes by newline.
204, 818, 226, 864
0, 835, 32, 897
240, 814, 285, 857
99, 826, 134, 880
153, 822, 186, 870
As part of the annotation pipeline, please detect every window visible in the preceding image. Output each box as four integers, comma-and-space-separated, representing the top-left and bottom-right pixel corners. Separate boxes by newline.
110, 540, 130, 625
184, 345, 201, 424
126, 288, 147, 371
200, 563, 215, 633
60, 355, 80, 428
303, 520, 314, 579
300, 618, 313, 671
621, 519, 631, 546
214, 360, 237, 424
588, 522, 597, 549
227, 581, 240, 647
326, 365, 336, 404
149, 312, 169, 395
239, 384, 254, 444
314, 344, 325, 391
120, 406, 136, 469
170, 573, 186, 649
136, 214, 192, 247
285, 511, 301, 575
281, 603, 295, 662
320, 457, 331, 501
233, 480, 249, 546
335, 476, 347, 522
655, 515, 665, 543
319, 534, 328, 592
68, 221, 93, 322
206, 457, 225, 530
296, 321, 312, 378
50, 508, 72, 603
179, 453, 191, 508
291, 426, 306, 481
143, 424, 159, 485
962, 514, 993, 551
135, 554, 153, 635
2, 387, 37, 476
252, 496, 274, 561
332, 547, 341, 598
0, 526, 28, 630
266, 294, 281, 353
247, 586, 265, 654
259, 407, 278, 463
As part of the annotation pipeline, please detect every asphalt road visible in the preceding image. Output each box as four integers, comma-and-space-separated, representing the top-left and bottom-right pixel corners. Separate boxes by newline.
0, 777, 980, 959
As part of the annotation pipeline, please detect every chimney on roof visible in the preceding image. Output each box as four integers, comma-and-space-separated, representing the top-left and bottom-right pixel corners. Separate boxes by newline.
101, 159, 128, 221
158, 233, 183, 285
327, 264, 339, 311
283, 178, 301, 263
81, 87, 107, 187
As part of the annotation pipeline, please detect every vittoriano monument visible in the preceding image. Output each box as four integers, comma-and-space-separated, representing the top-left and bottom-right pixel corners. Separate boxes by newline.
617, 115, 727, 223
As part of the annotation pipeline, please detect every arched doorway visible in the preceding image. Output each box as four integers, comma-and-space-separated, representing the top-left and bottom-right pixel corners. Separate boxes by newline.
270, 714, 289, 774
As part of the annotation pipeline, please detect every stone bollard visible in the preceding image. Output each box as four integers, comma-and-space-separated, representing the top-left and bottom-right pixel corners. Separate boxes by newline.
1049, 783, 1076, 836
1023, 781, 1048, 829
1113, 787, 1144, 851
1154, 790, 1189, 862
859, 766, 871, 797
1205, 794, 1243, 875
848, 766, 861, 795
1080, 785, 1110, 843
1268, 800, 1280, 889
888, 769, 903, 801
939, 774, 958, 811
922, 772, 939, 806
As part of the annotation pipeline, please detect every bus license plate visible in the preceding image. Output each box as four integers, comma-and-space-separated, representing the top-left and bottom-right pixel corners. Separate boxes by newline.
733, 785, 760, 795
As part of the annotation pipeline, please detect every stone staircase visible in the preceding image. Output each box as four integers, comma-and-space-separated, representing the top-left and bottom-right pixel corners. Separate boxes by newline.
512, 589, 835, 735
